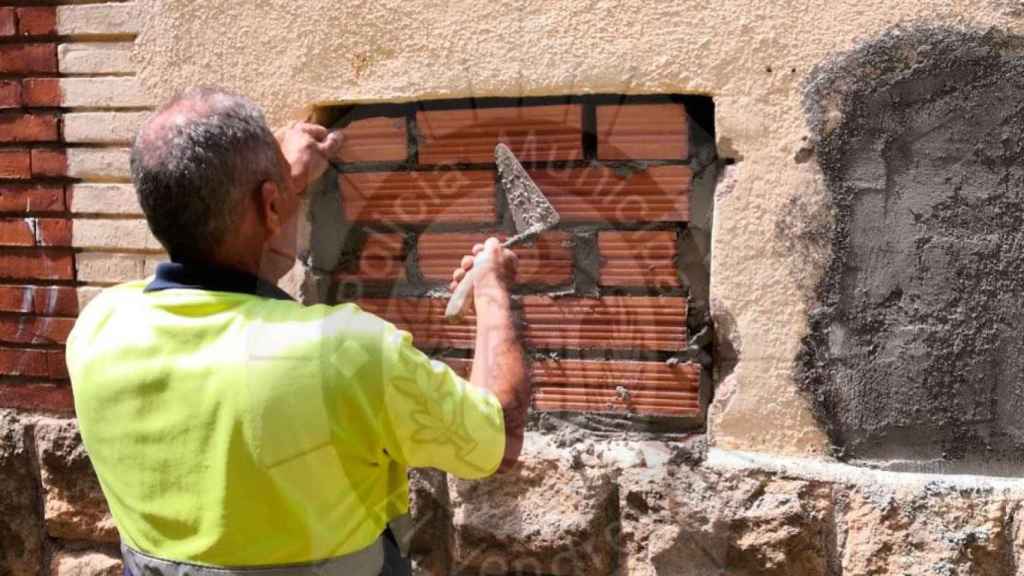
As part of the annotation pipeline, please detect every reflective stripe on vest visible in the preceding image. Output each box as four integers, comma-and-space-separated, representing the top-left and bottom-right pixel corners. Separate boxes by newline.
121, 537, 384, 576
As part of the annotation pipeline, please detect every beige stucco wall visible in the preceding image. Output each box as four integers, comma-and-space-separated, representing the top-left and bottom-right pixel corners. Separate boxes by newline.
132, 0, 1023, 456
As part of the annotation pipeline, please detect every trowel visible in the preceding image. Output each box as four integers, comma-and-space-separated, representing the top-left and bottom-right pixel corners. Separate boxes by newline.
444, 143, 561, 320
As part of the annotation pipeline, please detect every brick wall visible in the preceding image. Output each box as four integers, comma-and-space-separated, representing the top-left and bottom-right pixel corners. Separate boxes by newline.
315, 96, 709, 420
0, 1, 159, 416
0, 2, 154, 573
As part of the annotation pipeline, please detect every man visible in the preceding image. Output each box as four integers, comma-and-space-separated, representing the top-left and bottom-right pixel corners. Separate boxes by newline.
66, 87, 529, 575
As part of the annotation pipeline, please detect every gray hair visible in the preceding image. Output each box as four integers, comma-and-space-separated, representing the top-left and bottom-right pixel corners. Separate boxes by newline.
130, 87, 283, 261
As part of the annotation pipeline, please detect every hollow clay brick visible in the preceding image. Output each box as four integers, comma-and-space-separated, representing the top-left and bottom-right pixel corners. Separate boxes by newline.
354, 297, 476, 349
337, 116, 408, 163
416, 105, 583, 164
339, 170, 496, 224
599, 230, 680, 287
527, 165, 690, 222
532, 358, 700, 417
596, 103, 689, 160
417, 231, 573, 285
521, 295, 687, 351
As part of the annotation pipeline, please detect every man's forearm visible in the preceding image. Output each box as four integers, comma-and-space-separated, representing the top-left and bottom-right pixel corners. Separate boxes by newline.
469, 283, 528, 470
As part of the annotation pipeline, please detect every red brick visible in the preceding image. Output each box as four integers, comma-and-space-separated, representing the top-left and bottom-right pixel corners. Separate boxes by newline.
0, 219, 35, 246
22, 78, 59, 108
528, 165, 691, 223
0, 43, 56, 74
0, 113, 59, 143
337, 116, 408, 163
340, 170, 496, 224
0, 249, 74, 280
15, 7, 56, 37
532, 359, 701, 417
521, 295, 686, 351
0, 346, 46, 377
416, 105, 583, 164
48, 348, 67, 379
30, 148, 65, 177
0, 347, 66, 379
337, 233, 405, 281
596, 103, 689, 161
0, 382, 74, 413
0, 315, 74, 344
0, 81, 21, 109
355, 297, 476, 349
599, 231, 680, 287
0, 184, 64, 213
0, 8, 14, 37
0, 150, 31, 179
417, 231, 573, 285
0, 285, 77, 316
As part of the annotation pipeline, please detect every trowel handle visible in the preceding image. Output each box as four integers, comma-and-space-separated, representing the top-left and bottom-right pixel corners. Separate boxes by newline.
444, 250, 492, 321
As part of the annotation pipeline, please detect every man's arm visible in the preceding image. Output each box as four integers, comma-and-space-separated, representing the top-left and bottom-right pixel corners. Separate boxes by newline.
451, 237, 529, 471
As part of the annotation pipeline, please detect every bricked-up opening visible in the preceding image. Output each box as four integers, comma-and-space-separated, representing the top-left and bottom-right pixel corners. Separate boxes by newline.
306, 94, 715, 426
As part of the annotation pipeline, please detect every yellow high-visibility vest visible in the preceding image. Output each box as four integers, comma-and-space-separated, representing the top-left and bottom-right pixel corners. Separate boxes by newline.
66, 262, 504, 567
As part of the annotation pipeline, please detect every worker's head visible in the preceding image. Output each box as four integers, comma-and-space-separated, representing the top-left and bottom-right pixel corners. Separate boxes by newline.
131, 87, 294, 275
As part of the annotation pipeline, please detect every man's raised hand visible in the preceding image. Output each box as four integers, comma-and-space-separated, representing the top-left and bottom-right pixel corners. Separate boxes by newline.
275, 122, 343, 195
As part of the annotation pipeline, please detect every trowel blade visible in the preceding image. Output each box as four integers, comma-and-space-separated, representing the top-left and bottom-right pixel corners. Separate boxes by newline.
495, 143, 560, 237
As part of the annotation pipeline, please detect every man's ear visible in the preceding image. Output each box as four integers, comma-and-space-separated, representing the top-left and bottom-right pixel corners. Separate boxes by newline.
257, 180, 283, 237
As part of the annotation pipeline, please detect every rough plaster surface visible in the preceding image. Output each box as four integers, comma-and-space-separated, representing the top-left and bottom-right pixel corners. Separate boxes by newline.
133, 0, 1024, 455
799, 27, 1024, 470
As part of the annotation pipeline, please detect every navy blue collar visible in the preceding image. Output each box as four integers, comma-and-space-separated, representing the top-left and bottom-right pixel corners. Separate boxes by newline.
144, 261, 294, 301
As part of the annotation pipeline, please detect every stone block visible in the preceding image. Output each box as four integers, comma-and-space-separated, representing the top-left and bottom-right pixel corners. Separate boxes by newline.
33, 418, 119, 543
56, 3, 139, 37
840, 484, 1010, 576
50, 550, 121, 576
407, 468, 451, 575
448, 440, 616, 575
64, 112, 146, 145
58, 42, 135, 75
72, 219, 160, 251
0, 410, 44, 575
75, 251, 164, 283
618, 466, 835, 576
69, 183, 142, 216
66, 148, 130, 181
60, 77, 151, 109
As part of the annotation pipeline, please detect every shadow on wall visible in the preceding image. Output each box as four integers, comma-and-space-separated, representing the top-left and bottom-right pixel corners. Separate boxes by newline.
799, 25, 1024, 474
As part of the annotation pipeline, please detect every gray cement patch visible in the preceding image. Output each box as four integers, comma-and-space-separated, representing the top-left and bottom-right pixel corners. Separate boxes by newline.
799, 26, 1024, 471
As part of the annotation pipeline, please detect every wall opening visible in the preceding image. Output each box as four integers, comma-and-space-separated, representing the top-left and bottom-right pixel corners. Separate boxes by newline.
304, 94, 716, 432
